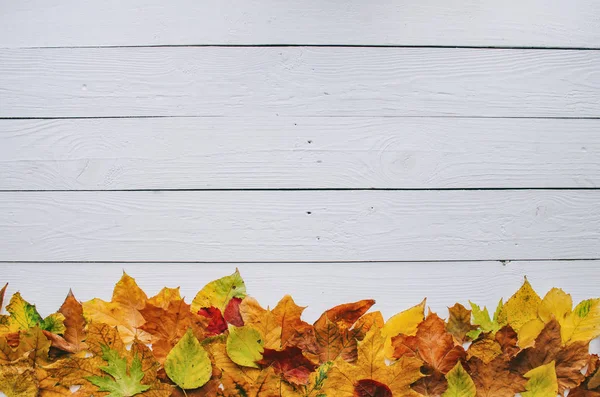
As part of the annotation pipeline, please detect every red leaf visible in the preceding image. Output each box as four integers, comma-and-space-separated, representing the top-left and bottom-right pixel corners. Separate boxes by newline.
197, 306, 227, 335
256, 346, 317, 385
353, 379, 393, 397
224, 297, 244, 327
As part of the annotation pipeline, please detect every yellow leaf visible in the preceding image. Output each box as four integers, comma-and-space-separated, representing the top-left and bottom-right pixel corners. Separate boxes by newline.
226, 325, 264, 368
561, 298, 600, 344
191, 269, 246, 313
165, 328, 212, 390
538, 288, 572, 324
498, 278, 541, 332
522, 361, 558, 397
0, 363, 37, 397
381, 299, 425, 359
517, 318, 546, 348
442, 362, 476, 397
239, 297, 282, 349
147, 287, 182, 310
82, 272, 150, 344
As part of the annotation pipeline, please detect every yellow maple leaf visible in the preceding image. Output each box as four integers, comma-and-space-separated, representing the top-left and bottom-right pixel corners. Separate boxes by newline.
82, 272, 151, 344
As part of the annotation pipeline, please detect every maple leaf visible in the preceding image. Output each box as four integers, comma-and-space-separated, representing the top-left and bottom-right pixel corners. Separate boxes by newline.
43, 290, 87, 355
140, 298, 209, 363
392, 312, 466, 374
522, 361, 558, 397
83, 272, 151, 344
446, 303, 477, 343
321, 327, 423, 397
295, 299, 378, 364
87, 344, 151, 396
165, 328, 212, 390
381, 299, 425, 359
0, 292, 65, 336
257, 346, 318, 385
466, 357, 526, 396
466, 299, 504, 340
442, 361, 476, 397
510, 319, 589, 394
191, 269, 247, 314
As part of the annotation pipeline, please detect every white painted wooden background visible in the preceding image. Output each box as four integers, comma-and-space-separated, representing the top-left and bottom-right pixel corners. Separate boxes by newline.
1, 1, 599, 383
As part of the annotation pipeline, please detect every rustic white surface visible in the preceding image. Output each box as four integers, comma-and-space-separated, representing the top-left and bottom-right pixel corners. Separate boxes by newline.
2, 117, 599, 190
2, 47, 600, 118
1, 261, 599, 325
1, 0, 599, 48
1, 190, 599, 262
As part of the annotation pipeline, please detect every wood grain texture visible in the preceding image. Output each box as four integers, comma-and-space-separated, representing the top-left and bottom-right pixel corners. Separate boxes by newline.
2, 117, 599, 190
0, 261, 598, 325
1, 47, 599, 118
0, 190, 598, 262
1, 0, 599, 48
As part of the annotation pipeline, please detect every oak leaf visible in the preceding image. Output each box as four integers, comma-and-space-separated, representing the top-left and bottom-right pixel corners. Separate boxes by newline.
83, 272, 151, 344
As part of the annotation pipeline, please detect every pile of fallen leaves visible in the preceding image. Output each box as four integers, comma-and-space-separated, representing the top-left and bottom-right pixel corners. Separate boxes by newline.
0, 272, 598, 397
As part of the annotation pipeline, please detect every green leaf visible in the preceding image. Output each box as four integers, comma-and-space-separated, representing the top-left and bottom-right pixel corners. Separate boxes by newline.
86, 344, 150, 397
522, 361, 558, 397
165, 328, 212, 390
442, 362, 476, 397
191, 269, 247, 313
467, 299, 503, 339
226, 325, 264, 368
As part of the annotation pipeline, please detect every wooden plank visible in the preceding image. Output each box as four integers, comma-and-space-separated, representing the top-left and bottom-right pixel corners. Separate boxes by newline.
1, 261, 598, 324
0, 190, 598, 262
1, 0, 599, 48
2, 118, 599, 190
1, 47, 599, 118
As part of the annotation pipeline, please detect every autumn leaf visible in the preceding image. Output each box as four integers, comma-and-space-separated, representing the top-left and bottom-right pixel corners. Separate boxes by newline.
198, 306, 229, 335
447, 303, 477, 343
191, 269, 246, 314
392, 312, 466, 374
522, 361, 558, 397
510, 319, 588, 394
87, 344, 151, 396
0, 284, 7, 313
226, 325, 264, 368
0, 292, 65, 336
569, 354, 600, 396
257, 346, 317, 385
0, 362, 37, 397
140, 298, 208, 363
466, 299, 504, 340
223, 297, 244, 327
83, 272, 151, 344
381, 299, 425, 359
44, 289, 87, 354
165, 328, 212, 390
466, 357, 525, 397
321, 327, 423, 396
442, 362, 476, 397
